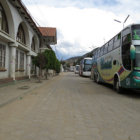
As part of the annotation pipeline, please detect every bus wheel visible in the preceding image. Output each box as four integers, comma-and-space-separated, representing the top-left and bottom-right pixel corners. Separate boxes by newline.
114, 78, 122, 93
93, 74, 96, 82
96, 73, 100, 84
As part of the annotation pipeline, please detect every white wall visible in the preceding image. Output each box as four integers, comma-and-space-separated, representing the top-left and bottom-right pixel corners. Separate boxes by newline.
0, 0, 40, 79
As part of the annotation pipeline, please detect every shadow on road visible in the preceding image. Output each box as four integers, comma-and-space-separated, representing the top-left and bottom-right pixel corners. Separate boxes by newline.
96, 82, 140, 99
121, 89, 140, 99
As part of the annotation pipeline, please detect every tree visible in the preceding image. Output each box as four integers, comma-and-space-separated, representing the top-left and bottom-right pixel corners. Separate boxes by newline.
44, 50, 57, 70
55, 59, 60, 73
33, 50, 61, 80
44, 49, 61, 74
32, 52, 46, 82
60, 61, 65, 65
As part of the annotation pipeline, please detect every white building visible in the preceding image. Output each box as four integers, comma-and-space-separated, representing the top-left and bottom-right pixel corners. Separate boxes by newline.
0, 0, 57, 84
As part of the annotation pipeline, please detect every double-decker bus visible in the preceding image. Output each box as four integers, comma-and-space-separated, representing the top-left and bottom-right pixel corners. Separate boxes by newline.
91, 24, 140, 92
79, 57, 92, 77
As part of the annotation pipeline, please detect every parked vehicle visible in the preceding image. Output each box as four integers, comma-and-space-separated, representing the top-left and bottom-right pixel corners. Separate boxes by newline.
75, 65, 80, 74
70, 66, 75, 72
91, 24, 140, 92
79, 57, 92, 77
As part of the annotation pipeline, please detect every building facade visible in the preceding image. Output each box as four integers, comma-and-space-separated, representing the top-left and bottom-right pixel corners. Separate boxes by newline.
0, 0, 57, 84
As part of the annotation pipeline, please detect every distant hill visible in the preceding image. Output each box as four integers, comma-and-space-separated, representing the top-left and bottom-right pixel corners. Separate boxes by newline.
64, 48, 98, 66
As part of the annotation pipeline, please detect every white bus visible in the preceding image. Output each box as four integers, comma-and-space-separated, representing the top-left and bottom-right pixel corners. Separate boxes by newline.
91, 24, 140, 92
79, 57, 92, 77
75, 65, 80, 74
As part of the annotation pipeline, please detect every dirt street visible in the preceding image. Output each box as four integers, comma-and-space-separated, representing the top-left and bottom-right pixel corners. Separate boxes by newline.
0, 72, 140, 140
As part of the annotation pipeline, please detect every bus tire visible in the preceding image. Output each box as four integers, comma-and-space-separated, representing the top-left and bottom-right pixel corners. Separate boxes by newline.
114, 77, 122, 93
93, 75, 96, 82
96, 73, 100, 84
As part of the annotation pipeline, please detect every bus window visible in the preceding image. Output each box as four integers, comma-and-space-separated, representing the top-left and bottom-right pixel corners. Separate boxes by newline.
122, 33, 131, 70
122, 28, 130, 36
100, 47, 104, 56
122, 34, 131, 44
114, 34, 121, 49
132, 25, 140, 40
97, 49, 100, 58
118, 33, 121, 39
108, 39, 114, 52
103, 43, 108, 54
84, 59, 92, 65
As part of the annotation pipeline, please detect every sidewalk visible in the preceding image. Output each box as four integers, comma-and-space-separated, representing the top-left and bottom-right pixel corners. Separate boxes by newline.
0, 77, 55, 108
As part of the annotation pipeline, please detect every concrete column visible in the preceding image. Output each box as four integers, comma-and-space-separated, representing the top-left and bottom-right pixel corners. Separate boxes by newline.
27, 54, 31, 79
9, 43, 18, 80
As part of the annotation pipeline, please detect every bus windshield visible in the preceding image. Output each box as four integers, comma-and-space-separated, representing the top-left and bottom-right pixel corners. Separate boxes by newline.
84, 59, 92, 65
132, 25, 140, 40
76, 65, 79, 71
84, 65, 91, 71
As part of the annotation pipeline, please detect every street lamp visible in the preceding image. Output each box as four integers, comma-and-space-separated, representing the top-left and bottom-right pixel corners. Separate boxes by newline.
114, 15, 130, 29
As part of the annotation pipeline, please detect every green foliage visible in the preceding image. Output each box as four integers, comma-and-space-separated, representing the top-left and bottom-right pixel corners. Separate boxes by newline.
32, 53, 46, 69
55, 59, 61, 73
44, 50, 56, 70
33, 49, 61, 73
60, 61, 65, 65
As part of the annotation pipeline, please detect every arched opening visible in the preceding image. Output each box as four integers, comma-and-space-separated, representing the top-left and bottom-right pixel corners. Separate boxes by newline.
0, 3, 8, 33
16, 23, 26, 44
31, 35, 39, 52
31, 37, 36, 51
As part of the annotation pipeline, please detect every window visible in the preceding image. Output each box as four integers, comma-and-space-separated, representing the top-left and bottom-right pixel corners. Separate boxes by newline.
114, 33, 121, 42
84, 59, 92, 65
122, 33, 131, 70
19, 52, 24, 69
0, 3, 8, 33
15, 50, 18, 70
16, 24, 26, 44
108, 39, 114, 52
114, 33, 121, 49
0, 44, 6, 69
122, 34, 131, 45
122, 28, 130, 36
31, 56, 36, 74
132, 25, 140, 40
31, 37, 36, 51
97, 49, 100, 58
103, 43, 108, 54
100, 47, 104, 56
109, 39, 113, 46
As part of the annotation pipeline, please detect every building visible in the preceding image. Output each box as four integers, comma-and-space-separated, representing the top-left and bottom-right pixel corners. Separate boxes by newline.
39, 27, 57, 52
0, 0, 57, 84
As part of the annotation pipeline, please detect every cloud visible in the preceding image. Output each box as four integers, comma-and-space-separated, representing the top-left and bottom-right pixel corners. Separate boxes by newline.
23, 0, 119, 8
22, 0, 140, 59
52, 40, 87, 60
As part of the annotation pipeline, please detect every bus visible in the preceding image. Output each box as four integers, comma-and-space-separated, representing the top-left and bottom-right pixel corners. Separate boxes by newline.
79, 57, 92, 77
91, 24, 140, 92
75, 65, 80, 74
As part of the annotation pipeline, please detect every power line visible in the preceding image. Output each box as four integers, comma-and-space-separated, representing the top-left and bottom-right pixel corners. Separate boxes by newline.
21, 0, 47, 27
28, 0, 47, 27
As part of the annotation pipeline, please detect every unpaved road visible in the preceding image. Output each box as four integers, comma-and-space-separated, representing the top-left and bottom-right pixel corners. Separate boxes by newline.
0, 72, 140, 140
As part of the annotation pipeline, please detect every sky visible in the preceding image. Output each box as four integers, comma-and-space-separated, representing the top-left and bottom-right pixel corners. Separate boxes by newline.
22, 0, 140, 60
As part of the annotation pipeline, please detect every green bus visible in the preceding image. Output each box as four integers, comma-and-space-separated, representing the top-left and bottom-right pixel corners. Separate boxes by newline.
91, 24, 140, 92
